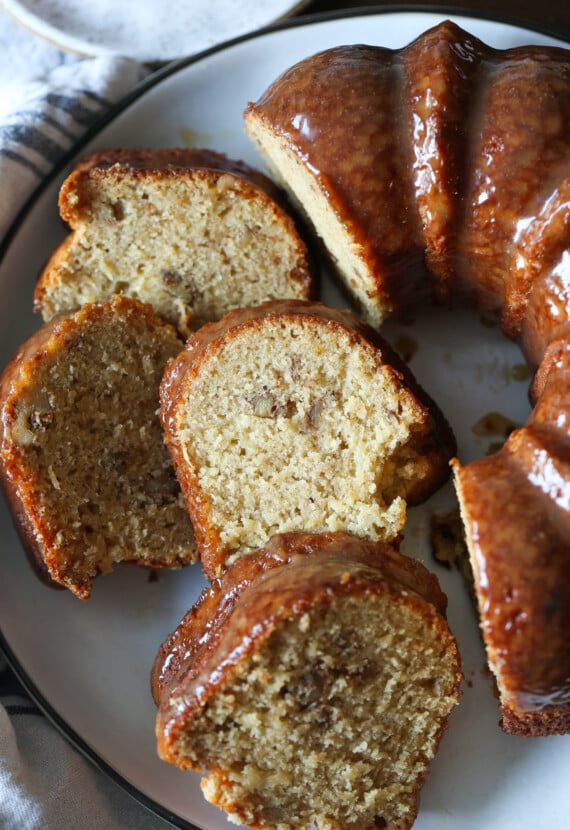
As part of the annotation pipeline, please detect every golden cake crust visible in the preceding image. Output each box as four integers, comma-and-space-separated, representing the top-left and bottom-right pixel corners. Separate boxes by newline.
0, 295, 197, 599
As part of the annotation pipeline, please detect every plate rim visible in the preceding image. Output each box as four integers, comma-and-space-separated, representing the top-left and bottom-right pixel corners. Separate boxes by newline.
1, 6, 569, 829
0, 0, 314, 62
0, 630, 196, 829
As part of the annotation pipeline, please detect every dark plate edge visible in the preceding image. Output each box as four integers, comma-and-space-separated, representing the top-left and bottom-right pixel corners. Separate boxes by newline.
0, 629, 196, 829
1, 5, 569, 829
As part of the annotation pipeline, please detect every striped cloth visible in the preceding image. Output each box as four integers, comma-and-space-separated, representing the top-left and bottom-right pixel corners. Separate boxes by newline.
0, 657, 171, 829
0, 52, 148, 242
0, 16, 174, 829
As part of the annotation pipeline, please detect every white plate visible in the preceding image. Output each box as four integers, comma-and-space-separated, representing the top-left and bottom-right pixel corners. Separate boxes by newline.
0, 0, 311, 62
1, 9, 570, 830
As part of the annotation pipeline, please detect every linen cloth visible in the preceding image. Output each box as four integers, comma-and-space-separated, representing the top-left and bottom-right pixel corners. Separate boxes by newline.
0, 13, 148, 242
0, 12, 174, 830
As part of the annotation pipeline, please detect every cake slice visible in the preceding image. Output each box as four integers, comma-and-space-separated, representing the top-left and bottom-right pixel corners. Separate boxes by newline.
452, 343, 570, 736
0, 295, 196, 599
160, 299, 456, 577
244, 45, 426, 328
152, 530, 463, 830
34, 147, 313, 336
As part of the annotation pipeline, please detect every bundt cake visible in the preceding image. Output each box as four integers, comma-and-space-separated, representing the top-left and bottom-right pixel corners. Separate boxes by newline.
160, 299, 456, 578
244, 20, 570, 735
244, 20, 570, 334
0, 295, 197, 599
452, 347, 570, 736
33, 147, 313, 337
152, 530, 463, 830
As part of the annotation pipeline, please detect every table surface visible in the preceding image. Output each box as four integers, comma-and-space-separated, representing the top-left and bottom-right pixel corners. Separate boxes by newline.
302, 0, 570, 41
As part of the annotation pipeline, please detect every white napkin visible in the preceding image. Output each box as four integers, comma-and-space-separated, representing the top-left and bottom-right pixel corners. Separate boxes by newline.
0, 13, 149, 242
0, 13, 173, 830
0, 657, 173, 829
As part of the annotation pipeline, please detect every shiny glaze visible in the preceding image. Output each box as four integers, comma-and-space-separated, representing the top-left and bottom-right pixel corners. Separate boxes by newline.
457, 431, 570, 712
153, 531, 456, 761
247, 20, 570, 732
251, 45, 427, 313
402, 21, 485, 301
464, 50, 570, 336
247, 21, 570, 348
520, 251, 570, 373
454, 345, 570, 726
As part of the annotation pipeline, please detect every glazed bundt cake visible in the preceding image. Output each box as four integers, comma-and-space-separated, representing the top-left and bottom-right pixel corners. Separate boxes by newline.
244, 21, 570, 735
452, 346, 570, 736
160, 299, 455, 578
33, 147, 313, 336
152, 530, 463, 830
0, 295, 196, 599
244, 20, 570, 333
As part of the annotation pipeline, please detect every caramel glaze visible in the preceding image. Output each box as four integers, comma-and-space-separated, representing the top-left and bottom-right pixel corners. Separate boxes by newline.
152, 530, 458, 763
160, 299, 456, 577
246, 21, 570, 734
454, 336, 570, 734
246, 20, 570, 342
248, 45, 426, 315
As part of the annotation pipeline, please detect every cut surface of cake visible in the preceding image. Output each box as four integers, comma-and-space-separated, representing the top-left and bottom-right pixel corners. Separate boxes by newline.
152, 530, 463, 830
244, 19, 570, 736
34, 147, 313, 337
0, 295, 196, 599
160, 299, 455, 577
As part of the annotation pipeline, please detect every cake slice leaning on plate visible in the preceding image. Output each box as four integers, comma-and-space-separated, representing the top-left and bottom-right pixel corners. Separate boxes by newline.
33, 147, 314, 337
160, 299, 456, 578
152, 530, 463, 830
0, 295, 197, 599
